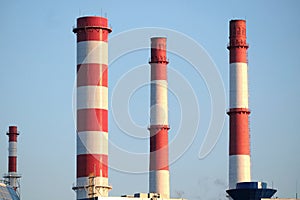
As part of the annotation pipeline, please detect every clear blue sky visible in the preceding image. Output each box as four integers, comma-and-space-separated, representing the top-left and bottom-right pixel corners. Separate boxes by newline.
0, 1, 299, 200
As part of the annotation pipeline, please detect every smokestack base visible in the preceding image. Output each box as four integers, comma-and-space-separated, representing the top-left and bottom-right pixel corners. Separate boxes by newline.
227, 182, 277, 200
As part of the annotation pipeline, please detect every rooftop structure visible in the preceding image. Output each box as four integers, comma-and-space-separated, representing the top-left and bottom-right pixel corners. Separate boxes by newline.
0, 182, 20, 200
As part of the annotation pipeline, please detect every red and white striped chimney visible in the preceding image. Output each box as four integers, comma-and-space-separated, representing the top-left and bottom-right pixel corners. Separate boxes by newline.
227, 19, 251, 189
148, 37, 170, 198
72, 16, 112, 199
4, 126, 21, 191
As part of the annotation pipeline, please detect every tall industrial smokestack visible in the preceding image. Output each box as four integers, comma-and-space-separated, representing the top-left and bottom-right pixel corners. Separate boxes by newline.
72, 16, 112, 199
227, 19, 251, 189
4, 126, 21, 192
148, 37, 170, 198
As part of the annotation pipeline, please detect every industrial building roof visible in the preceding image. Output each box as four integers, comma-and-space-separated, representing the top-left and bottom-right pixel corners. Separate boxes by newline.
0, 183, 20, 200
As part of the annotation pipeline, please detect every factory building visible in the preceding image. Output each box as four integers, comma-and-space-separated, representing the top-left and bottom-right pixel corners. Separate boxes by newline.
0, 182, 20, 200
